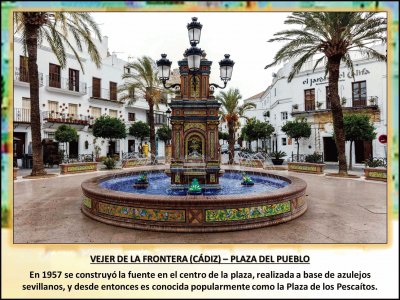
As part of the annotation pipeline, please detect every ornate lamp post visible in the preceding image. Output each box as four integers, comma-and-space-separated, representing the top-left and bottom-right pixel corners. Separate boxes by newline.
156, 17, 234, 189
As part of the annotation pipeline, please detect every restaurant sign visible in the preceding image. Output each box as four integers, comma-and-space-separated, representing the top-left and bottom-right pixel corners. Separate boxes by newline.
303, 68, 370, 87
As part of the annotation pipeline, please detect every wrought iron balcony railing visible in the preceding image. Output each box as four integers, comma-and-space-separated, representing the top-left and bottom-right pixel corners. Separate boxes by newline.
88, 87, 119, 101
14, 108, 31, 123
45, 75, 87, 95
14, 67, 43, 86
42, 111, 90, 125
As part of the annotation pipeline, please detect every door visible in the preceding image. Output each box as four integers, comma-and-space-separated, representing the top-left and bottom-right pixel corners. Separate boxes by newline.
92, 77, 101, 98
69, 138, 79, 159
49, 63, 61, 88
128, 140, 135, 153
109, 81, 117, 101
355, 140, 373, 163
108, 141, 116, 156
323, 137, 338, 162
69, 68, 79, 92
13, 132, 26, 159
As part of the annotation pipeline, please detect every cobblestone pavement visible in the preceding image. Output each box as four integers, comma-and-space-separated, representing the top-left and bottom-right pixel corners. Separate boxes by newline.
13, 165, 386, 244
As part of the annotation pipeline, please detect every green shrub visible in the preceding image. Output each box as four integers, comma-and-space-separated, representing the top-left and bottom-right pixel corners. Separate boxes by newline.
364, 158, 386, 168
270, 151, 286, 159
103, 157, 116, 169
305, 152, 323, 163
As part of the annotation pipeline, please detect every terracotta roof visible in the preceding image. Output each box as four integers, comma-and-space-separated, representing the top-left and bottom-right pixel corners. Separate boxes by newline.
244, 91, 264, 101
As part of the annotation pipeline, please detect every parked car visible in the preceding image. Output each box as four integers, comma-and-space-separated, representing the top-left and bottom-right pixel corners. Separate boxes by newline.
234, 144, 241, 151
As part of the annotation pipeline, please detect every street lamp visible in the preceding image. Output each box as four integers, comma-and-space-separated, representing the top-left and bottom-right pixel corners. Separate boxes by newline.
165, 108, 171, 129
156, 17, 234, 91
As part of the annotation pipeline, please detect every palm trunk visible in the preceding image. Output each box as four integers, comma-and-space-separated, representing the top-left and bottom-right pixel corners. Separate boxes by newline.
349, 140, 353, 170
296, 139, 300, 162
228, 120, 235, 164
328, 56, 348, 175
148, 101, 156, 163
27, 25, 46, 176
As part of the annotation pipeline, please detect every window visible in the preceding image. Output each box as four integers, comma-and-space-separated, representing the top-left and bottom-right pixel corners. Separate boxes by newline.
68, 69, 79, 92
68, 104, 78, 119
282, 137, 287, 146
92, 78, 101, 98
148, 112, 167, 125
304, 88, 315, 111
110, 81, 117, 101
109, 109, 118, 118
22, 97, 31, 109
91, 107, 101, 119
128, 113, 135, 122
281, 111, 288, 120
49, 63, 61, 88
48, 101, 58, 118
124, 66, 130, 74
19, 56, 29, 82
352, 81, 367, 107
325, 86, 331, 109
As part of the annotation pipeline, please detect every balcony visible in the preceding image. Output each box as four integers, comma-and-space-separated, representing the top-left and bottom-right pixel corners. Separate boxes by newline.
14, 108, 31, 123
45, 75, 87, 96
14, 67, 43, 87
291, 97, 380, 123
42, 111, 90, 128
88, 87, 123, 105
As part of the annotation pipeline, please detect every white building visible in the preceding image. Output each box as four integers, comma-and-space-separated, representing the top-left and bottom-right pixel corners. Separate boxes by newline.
244, 44, 387, 164
13, 34, 169, 166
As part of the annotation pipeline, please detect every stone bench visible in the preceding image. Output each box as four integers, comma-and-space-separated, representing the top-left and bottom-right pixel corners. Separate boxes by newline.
288, 162, 325, 174
364, 167, 387, 181
122, 158, 148, 168
60, 162, 98, 175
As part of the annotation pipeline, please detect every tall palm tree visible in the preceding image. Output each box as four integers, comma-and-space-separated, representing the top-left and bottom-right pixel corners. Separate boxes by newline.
265, 12, 386, 175
15, 12, 102, 176
119, 56, 162, 162
217, 88, 256, 164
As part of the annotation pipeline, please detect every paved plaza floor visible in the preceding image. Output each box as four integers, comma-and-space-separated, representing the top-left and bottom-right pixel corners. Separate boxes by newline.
13, 166, 387, 244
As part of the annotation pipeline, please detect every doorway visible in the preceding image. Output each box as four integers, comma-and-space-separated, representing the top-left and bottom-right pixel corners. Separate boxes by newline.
69, 138, 79, 159
13, 132, 26, 159
108, 141, 116, 156
323, 137, 338, 162
355, 140, 373, 164
128, 140, 135, 153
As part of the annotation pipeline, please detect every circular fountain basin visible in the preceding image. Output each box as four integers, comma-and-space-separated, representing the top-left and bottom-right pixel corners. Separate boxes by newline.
81, 168, 307, 232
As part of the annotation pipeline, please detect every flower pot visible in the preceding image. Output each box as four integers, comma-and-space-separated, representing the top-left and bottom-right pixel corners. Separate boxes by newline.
271, 159, 284, 165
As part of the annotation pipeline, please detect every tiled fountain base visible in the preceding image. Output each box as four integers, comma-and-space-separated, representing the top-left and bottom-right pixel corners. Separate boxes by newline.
81, 168, 307, 232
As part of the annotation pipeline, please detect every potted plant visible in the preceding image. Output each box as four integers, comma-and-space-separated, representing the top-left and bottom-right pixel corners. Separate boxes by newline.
341, 97, 347, 106
270, 150, 286, 165
316, 101, 323, 109
369, 96, 377, 106
292, 104, 299, 111
363, 157, 386, 181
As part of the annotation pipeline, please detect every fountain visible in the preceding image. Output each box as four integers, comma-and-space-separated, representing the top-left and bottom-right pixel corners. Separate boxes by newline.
81, 17, 307, 232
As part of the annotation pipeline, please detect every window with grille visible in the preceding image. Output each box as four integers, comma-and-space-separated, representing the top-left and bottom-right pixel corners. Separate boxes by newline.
281, 111, 288, 120
91, 107, 101, 119
109, 109, 118, 118
68, 104, 78, 119
48, 101, 58, 118
304, 89, 315, 111
128, 113, 135, 122
352, 81, 367, 107
282, 137, 287, 146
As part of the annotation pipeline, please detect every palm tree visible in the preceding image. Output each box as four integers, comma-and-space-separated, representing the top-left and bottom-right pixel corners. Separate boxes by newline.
15, 12, 102, 176
265, 12, 386, 175
217, 88, 256, 164
119, 56, 162, 162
